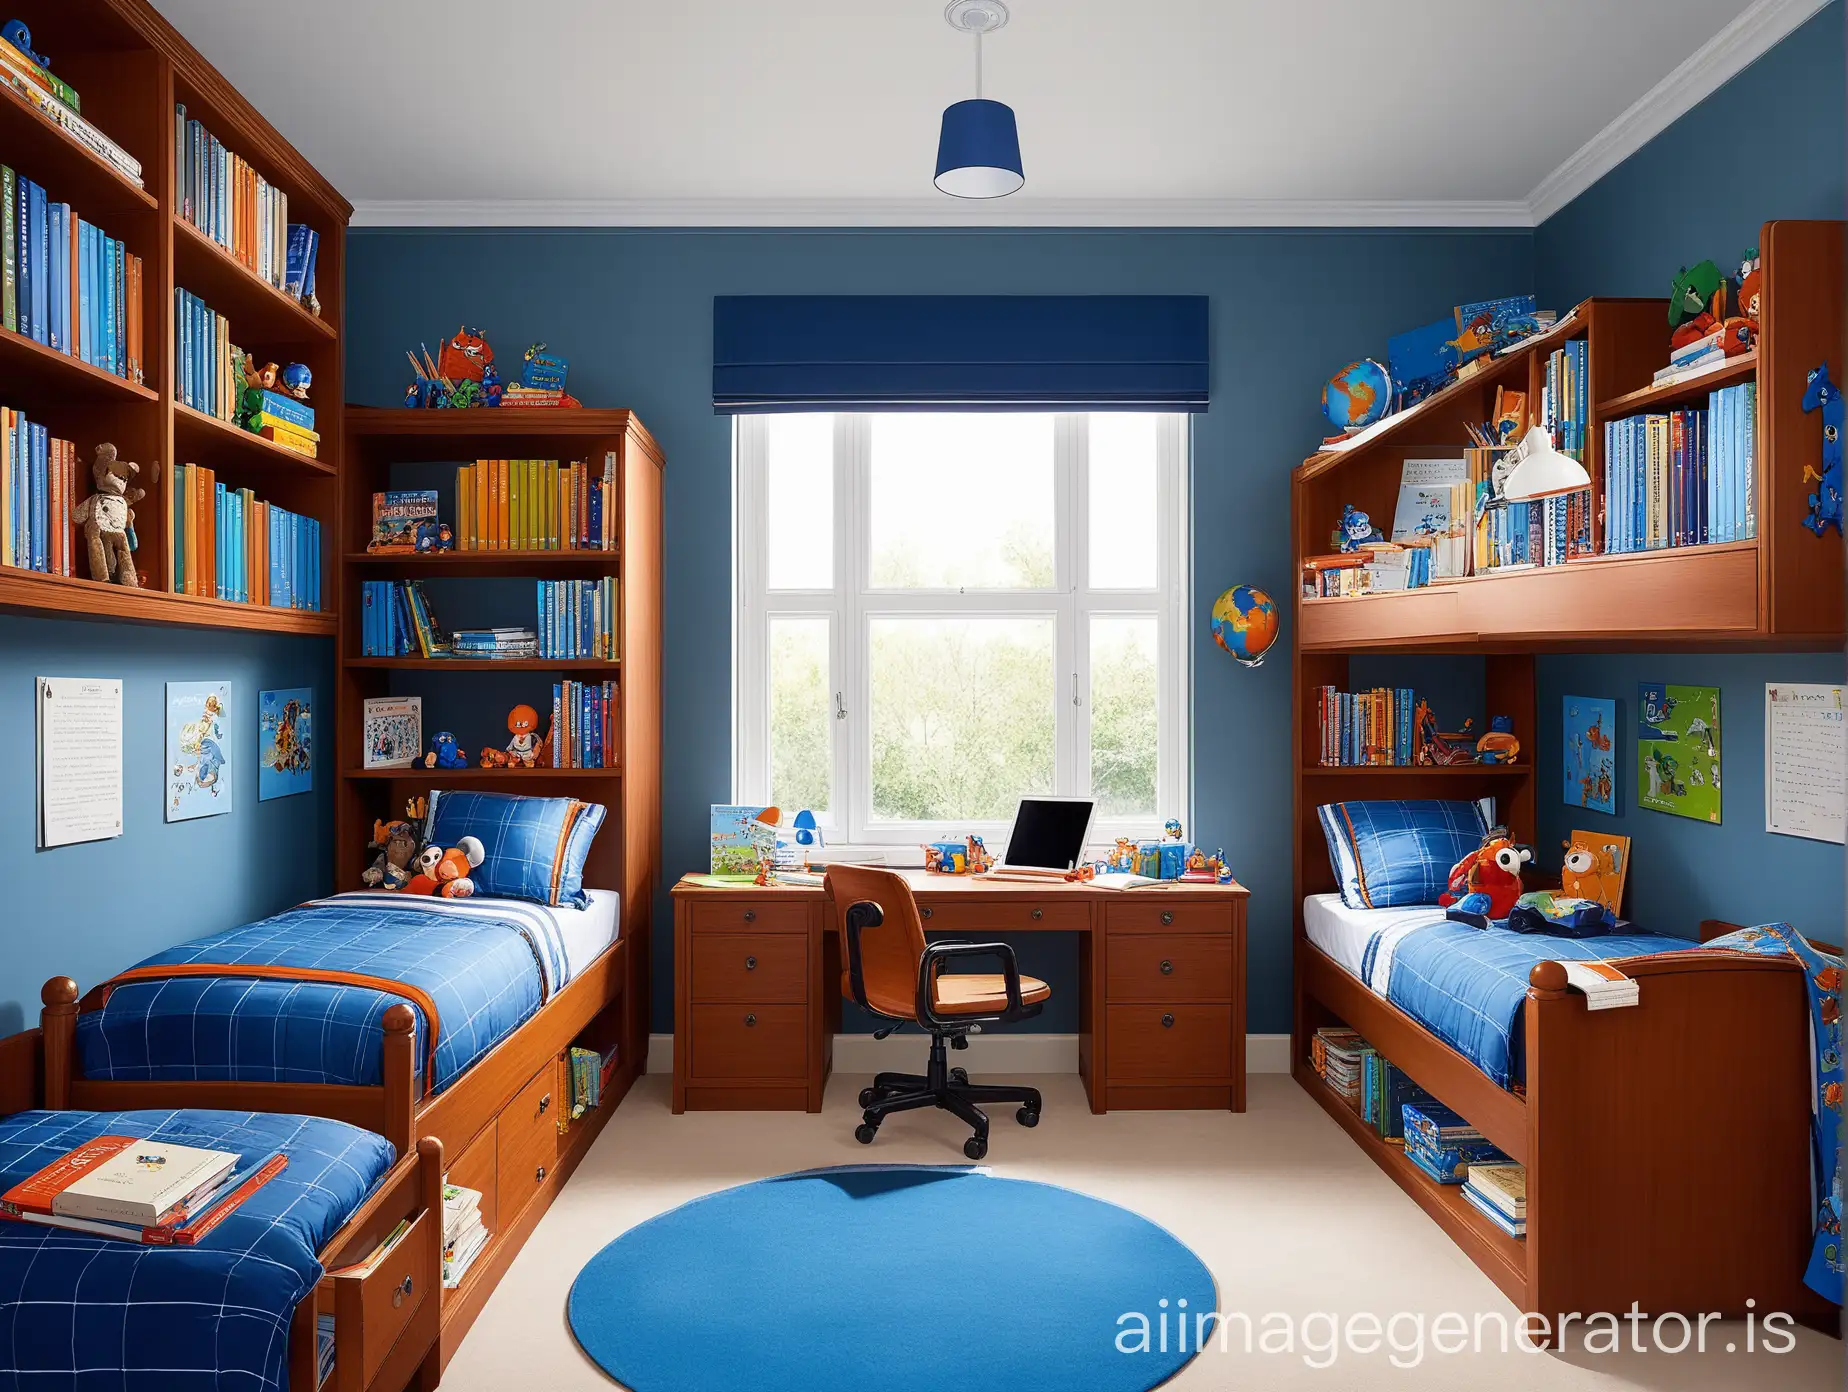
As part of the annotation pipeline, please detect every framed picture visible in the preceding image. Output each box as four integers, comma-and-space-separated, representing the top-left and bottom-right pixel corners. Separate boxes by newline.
166, 681, 232, 821
1562, 694, 1616, 815
1637, 683, 1721, 823
363, 696, 422, 769
259, 687, 313, 800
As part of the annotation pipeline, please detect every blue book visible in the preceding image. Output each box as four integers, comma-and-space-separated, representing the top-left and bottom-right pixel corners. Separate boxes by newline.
30, 422, 46, 572
76, 221, 90, 365
254, 390, 313, 431
284, 223, 312, 298
26, 179, 46, 345
213, 481, 225, 598
46, 203, 63, 353
302, 228, 319, 303
101, 236, 115, 376
268, 506, 282, 606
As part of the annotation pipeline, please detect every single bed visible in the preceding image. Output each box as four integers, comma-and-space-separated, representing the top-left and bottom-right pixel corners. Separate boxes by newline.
0, 1026, 442, 1392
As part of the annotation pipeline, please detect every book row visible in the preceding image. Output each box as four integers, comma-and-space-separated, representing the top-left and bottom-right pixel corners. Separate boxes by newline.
360, 580, 444, 658
3, 167, 144, 383
171, 464, 322, 610
452, 456, 620, 552
1314, 686, 1419, 767
552, 680, 618, 769
174, 104, 318, 304
537, 579, 620, 661
0, 408, 76, 576
1601, 383, 1757, 554
0, 46, 141, 187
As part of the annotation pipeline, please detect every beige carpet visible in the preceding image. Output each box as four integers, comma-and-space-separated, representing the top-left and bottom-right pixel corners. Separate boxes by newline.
443, 1073, 1840, 1391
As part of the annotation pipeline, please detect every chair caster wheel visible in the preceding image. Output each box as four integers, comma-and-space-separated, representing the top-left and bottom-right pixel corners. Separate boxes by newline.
950, 1067, 968, 1085
855, 1123, 879, 1145
1016, 1108, 1039, 1128
963, 1136, 988, 1161
858, 1088, 878, 1108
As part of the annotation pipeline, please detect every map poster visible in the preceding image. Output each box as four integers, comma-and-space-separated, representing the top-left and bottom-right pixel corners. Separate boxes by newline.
1637, 683, 1720, 824
259, 687, 313, 800
166, 680, 232, 822
1562, 694, 1617, 814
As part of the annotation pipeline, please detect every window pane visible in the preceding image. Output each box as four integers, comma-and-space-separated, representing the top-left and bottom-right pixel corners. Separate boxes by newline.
869, 617, 1055, 821
1089, 615, 1158, 819
765, 415, 832, 589
1088, 414, 1159, 589
869, 415, 1054, 589
769, 616, 831, 814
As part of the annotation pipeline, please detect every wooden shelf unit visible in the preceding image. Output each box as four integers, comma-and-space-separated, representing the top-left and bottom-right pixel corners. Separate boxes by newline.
0, 0, 345, 635
1293, 221, 1845, 654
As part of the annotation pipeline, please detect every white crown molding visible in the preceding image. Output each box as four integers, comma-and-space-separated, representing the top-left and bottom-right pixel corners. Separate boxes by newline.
1526, 0, 1832, 224
348, 196, 1533, 230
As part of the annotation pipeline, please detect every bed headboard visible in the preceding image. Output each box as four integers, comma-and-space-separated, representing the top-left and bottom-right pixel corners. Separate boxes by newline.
1701, 918, 1842, 955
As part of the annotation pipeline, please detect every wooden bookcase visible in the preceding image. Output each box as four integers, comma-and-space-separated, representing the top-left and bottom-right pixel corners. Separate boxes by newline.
0, 0, 344, 635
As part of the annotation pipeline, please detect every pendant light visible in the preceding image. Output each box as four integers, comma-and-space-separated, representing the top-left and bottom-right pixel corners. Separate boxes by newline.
935, 1, 1023, 198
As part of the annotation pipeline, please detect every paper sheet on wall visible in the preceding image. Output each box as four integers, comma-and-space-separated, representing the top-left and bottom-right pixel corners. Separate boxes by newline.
1765, 682, 1846, 844
37, 676, 124, 848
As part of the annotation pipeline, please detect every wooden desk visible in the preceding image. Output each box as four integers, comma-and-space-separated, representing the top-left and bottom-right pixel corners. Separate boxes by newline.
671, 871, 1248, 1115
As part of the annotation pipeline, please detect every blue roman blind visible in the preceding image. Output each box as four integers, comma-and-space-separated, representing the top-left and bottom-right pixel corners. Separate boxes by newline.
712, 295, 1209, 413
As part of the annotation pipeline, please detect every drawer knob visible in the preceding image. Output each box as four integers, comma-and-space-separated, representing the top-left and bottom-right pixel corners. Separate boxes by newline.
1161, 1013, 1175, 1029
1159, 959, 1174, 975
393, 1275, 413, 1307
745, 955, 758, 971
742, 909, 756, 923
539, 1093, 551, 1114
1160, 911, 1174, 925
1030, 908, 1043, 921
745, 1013, 757, 1027
921, 907, 933, 920
536, 1165, 547, 1183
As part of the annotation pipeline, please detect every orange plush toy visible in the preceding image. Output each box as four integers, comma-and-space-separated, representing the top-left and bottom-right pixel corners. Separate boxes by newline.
406, 835, 485, 898
1437, 829, 1532, 920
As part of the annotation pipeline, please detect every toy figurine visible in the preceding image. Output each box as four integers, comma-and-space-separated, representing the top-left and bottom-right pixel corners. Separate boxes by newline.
73, 444, 158, 587
480, 361, 504, 406
2, 21, 48, 69
280, 362, 312, 400
1333, 504, 1383, 552
1163, 817, 1185, 841
450, 380, 483, 409
922, 834, 992, 874
503, 704, 543, 768
1736, 249, 1763, 325
250, 361, 281, 391
422, 731, 469, 770
1476, 715, 1521, 765
1803, 363, 1843, 537
1668, 260, 1728, 351
439, 326, 493, 383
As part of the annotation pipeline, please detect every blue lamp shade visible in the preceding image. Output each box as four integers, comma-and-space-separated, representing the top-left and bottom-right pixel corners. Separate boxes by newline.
934, 98, 1024, 198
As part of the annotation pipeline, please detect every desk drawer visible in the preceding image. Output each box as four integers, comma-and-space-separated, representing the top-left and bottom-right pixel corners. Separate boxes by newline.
1106, 1004, 1234, 1080
1107, 934, 1234, 1003
1105, 900, 1235, 935
691, 933, 808, 1003
917, 899, 1088, 935
496, 1064, 561, 1223
691, 900, 808, 935
689, 1003, 807, 1081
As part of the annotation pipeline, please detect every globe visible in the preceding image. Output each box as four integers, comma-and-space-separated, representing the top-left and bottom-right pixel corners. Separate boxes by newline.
1211, 585, 1279, 667
1322, 358, 1393, 431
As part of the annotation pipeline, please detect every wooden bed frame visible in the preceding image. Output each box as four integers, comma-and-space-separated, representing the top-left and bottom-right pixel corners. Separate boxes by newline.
0, 1024, 446, 1392
37, 928, 638, 1376
1291, 918, 1839, 1337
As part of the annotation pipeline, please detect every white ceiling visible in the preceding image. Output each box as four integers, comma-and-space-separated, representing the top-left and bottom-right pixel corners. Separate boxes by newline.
149, 0, 1821, 225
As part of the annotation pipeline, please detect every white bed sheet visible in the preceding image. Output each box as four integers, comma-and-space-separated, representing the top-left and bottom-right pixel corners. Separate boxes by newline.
1303, 893, 1444, 983
561, 888, 622, 980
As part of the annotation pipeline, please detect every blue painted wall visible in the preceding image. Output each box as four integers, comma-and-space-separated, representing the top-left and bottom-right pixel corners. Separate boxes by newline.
345, 227, 1535, 1034
0, 616, 332, 1032
1533, 0, 1846, 940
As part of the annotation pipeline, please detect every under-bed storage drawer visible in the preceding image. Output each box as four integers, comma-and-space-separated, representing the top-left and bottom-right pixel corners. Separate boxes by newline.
1106, 1004, 1235, 1080
691, 932, 808, 1003
330, 1208, 435, 1391
496, 1064, 561, 1224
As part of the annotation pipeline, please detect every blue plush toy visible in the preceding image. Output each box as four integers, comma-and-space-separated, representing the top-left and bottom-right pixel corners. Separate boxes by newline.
1803, 362, 1842, 537
1334, 504, 1383, 552
423, 731, 469, 770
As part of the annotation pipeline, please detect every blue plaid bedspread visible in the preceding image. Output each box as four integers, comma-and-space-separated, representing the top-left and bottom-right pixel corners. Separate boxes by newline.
1363, 919, 1698, 1088
76, 894, 570, 1093
0, 1107, 393, 1391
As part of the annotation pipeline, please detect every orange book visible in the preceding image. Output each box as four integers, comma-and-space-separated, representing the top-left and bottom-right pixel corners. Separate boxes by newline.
494, 459, 507, 550
183, 464, 197, 594
126, 254, 142, 386
474, 460, 488, 550
48, 438, 61, 575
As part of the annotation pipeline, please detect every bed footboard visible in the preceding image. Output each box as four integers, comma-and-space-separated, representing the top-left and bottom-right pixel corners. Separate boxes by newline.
1526, 954, 1835, 1330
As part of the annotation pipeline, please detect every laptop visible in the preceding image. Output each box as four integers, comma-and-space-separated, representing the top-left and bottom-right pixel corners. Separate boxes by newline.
986, 797, 1097, 881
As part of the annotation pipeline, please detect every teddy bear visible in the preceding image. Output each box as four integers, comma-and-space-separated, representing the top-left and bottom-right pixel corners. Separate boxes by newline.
72, 444, 158, 587
405, 836, 485, 898
361, 819, 420, 891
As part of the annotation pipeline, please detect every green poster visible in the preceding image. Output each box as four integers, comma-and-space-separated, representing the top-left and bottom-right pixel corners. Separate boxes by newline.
1637, 683, 1721, 823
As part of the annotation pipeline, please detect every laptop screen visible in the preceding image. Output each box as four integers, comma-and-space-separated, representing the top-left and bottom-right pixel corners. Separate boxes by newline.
1002, 798, 1095, 871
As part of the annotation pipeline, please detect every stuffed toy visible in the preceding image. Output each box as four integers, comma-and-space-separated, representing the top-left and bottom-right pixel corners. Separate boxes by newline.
406, 835, 485, 898
1438, 828, 1532, 921
361, 819, 420, 891
481, 704, 550, 769
422, 731, 468, 770
73, 444, 158, 587
1505, 891, 1618, 939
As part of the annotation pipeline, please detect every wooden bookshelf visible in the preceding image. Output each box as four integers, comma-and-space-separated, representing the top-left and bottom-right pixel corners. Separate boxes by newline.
0, 0, 345, 635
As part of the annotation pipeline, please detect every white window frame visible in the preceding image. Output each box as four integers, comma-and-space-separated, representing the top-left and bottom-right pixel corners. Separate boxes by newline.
734, 411, 1190, 849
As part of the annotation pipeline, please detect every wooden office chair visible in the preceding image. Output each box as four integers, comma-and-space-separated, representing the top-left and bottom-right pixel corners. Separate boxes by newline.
825, 865, 1050, 1159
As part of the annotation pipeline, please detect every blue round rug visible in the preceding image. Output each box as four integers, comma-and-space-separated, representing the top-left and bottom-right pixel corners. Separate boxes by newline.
568, 1165, 1215, 1392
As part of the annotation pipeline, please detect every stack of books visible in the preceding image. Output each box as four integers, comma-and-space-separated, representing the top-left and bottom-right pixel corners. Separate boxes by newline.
0, 1134, 284, 1245
452, 626, 536, 660
1462, 1162, 1526, 1238
441, 1184, 489, 1290
1601, 383, 1757, 553
1359, 1054, 1436, 1144
174, 104, 299, 298
537, 578, 619, 660
1320, 1032, 1374, 1111
1, 407, 76, 575
566, 1044, 619, 1119
3, 167, 144, 382
1308, 1025, 1363, 1081
551, 680, 617, 769
315, 1315, 335, 1386
171, 466, 321, 609
1401, 1102, 1510, 1184
245, 389, 317, 458
452, 456, 618, 551
362, 580, 447, 658
0, 42, 142, 187
1315, 685, 1419, 767
1652, 330, 1738, 385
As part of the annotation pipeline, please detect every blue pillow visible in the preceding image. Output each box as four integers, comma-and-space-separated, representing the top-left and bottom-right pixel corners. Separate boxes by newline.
424, 791, 605, 908
1317, 799, 1488, 910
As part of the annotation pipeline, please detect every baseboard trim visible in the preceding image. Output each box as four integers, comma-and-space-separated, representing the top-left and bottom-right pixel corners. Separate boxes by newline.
647, 1032, 1293, 1076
